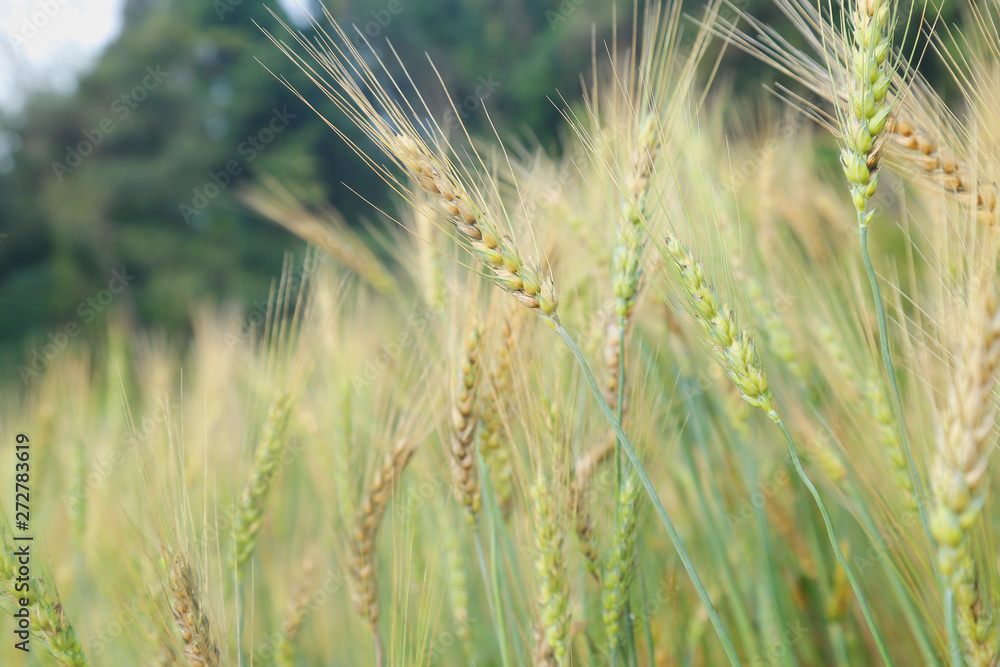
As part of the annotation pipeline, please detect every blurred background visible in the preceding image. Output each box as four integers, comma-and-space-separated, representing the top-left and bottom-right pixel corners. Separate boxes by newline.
0, 0, 958, 363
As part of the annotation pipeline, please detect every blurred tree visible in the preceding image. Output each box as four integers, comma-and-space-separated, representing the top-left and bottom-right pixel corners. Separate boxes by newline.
0, 0, 962, 348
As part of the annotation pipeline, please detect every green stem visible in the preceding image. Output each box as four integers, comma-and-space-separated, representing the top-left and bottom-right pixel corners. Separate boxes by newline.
859, 224, 934, 552
772, 416, 892, 666
553, 323, 742, 666
474, 531, 511, 667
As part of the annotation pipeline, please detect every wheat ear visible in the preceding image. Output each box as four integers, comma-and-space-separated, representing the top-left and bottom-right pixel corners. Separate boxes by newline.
232, 392, 293, 574
272, 558, 316, 667
930, 277, 1000, 666
531, 470, 571, 666
663, 233, 773, 412
612, 113, 660, 321
450, 319, 484, 520
395, 135, 559, 318
839, 0, 894, 223
167, 555, 220, 667
764, 494, 818, 579
0, 522, 89, 666
571, 437, 615, 583
602, 471, 641, 653
891, 119, 999, 227
479, 310, 518, 517
661, 232, 891, 662
349, 435, 416, 665
442, 515, 472, 659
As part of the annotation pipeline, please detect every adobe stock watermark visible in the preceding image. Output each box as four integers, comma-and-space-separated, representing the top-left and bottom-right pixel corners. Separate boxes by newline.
179, 107, 296, 225
51, 66, 169, 181
17, 268, 135, 386
749, 619, 809, 666
223, 252, 329, 350
5, 0, 72, 47
251, 567, 347, 662
350, 282, 457, 389
547, 0, 589, 28
62, 398, 179, 519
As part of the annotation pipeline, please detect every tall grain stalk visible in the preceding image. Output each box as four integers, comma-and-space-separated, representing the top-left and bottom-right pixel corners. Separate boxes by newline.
839, 0, 932, 549
261, 14, 742, 663
658, 231, 892, 664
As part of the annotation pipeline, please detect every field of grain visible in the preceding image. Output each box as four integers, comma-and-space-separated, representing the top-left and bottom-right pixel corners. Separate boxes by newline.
2, 0, 1000, 665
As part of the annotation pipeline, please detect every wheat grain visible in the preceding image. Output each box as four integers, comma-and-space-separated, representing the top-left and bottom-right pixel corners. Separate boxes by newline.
348, 434, 416, 658
602, 471, 641, 652
930, 276, 1000, 666
890, 118, 999, 226
167, 555, 220, 667
662, 233, 773, 413
0, 523, 89, 667
840, 0, 894, 223
531, 470, 571, 666
449, 319, 484, 520
232, 392, 294, 573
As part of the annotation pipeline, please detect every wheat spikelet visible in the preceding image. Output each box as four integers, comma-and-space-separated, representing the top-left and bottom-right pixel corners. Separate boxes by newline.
273, 557, 316, 667
839, 0, 895, 222
930, 276, 1000, 666
602, 471, 641, 652
571, 438, 615, 583
479, 309, 518, 517
450, 319, 484, 520
167, 555, 220, 667
863, 378, 917, 511
0, 523, 89, 666
232, 392, 293, 573
890, 118, 999, 226
662, 233, 774, 414
531, 470, 571, 665
348, 435, 416, 647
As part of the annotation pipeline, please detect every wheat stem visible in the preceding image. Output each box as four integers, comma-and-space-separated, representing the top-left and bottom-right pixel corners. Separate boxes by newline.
552, 322, 741, 666
860, 226, 934, 551
773, 418, 893, 666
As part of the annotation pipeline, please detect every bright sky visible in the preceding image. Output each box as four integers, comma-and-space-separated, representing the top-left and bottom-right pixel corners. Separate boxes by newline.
0, 0, 304, 116
0, 0, 127, 114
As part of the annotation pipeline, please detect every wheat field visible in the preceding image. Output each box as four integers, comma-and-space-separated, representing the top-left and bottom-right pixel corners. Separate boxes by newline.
2, 0, 1000, 665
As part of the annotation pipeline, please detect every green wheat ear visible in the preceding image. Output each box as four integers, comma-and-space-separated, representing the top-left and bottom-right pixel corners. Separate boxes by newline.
232, 392, 293, 574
